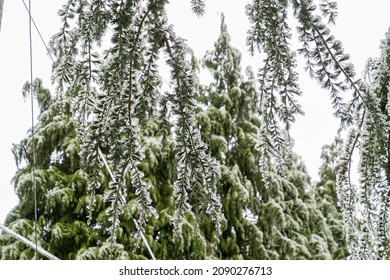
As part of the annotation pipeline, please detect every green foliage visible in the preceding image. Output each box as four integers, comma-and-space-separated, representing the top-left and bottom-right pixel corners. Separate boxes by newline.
243, 0, 390, 259
197, 16, 339, 259
1, 17, 342, 259
314, 136, 347, 259
245, 0, 361, 181
49, 0, 222, 249
1, 81, 98, 260
335, 29, 390, 259
1, 0, 364, 260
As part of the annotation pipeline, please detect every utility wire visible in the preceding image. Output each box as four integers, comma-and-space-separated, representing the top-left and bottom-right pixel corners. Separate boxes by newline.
0, 0, 62, 261
0, 223, 60, 260
22, 0, 55, 64
27, 0, 39, 260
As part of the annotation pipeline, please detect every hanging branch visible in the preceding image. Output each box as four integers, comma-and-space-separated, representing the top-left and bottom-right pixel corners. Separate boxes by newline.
51, 1, 160, 248
247, 0, 303, 181
246, 0, 390, 258
162, 29, 223, 244
145, 2, 224, 244
334, 27, 390, 259
97, 148, 156, 260
50, 0, 226, 252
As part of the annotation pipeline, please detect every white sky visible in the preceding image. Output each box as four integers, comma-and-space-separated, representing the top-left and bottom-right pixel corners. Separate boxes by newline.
1, 0, 390, 224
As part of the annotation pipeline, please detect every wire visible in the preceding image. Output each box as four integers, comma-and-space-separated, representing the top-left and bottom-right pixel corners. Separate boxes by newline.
27, 0, 39, 260
22, 0, 55, 64
0, 223, 60, 260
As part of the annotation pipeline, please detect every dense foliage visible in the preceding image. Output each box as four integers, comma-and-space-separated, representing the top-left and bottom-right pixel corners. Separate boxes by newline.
314, 136, 347, 259
0, 15, 342, 259
1, 0, 389, 260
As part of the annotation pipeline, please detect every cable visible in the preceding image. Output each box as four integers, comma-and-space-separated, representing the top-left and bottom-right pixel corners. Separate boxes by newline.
27, 0, 39, 260
0, 223, 60, 260
22, 0, 55, 63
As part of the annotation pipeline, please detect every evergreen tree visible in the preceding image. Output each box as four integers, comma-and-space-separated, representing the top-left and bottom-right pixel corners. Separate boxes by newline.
244, 0, 390, 259
314, 136, 347, 259
3, 0, 388, 260
1, 16, 342, 259
0, 80, 95, 259
0, 78, 217, 260
0, 79, 205, 260
198, 15, 339, 259
0, 80, 137, 259
39, 0, 359, 255
48, 0, 348, 252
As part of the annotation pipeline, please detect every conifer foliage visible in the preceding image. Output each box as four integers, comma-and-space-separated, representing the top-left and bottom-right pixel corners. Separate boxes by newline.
0, 80, 105, 260
49, 0, 223, 249
315, 136, 347, 259
335, 30, 390, 259
200, 15, 339, 259
245, 0, 390, 259
1, 5, 342, 259
245, 0, 360, 181
2, 0, 389, 260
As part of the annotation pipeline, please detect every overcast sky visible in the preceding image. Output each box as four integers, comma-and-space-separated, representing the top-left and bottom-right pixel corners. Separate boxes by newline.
1, 0, 390, 224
